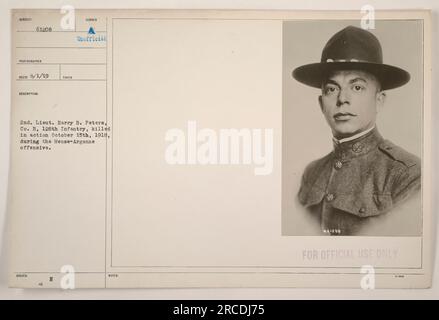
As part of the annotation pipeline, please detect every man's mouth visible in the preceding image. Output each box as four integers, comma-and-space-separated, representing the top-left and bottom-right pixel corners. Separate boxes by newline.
333, 112, 357, 121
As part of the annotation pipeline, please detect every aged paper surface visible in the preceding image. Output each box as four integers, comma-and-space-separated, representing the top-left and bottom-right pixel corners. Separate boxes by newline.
8, 9, 432, 288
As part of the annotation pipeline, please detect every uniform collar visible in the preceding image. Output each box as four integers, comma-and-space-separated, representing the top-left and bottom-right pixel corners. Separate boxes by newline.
332, 126, 375, 144
332, 127, 383, 160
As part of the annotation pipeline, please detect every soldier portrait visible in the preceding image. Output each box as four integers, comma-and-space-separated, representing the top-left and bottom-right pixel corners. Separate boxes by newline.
282, 21, 423, 236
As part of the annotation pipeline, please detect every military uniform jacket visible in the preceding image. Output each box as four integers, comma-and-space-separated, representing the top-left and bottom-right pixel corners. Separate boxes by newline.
298, 128, 421, 235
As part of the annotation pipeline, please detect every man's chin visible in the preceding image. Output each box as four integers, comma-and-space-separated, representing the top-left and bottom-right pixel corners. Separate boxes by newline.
332, 126, 361, 139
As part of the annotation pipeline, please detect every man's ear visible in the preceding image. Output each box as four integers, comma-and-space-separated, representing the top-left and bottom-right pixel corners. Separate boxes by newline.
318, 95, 323, 112
376, 91, 386, 112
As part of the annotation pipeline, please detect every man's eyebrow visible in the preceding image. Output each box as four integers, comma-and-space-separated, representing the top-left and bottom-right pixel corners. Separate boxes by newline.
348, 77, 368, 84
322, 79, 340, 87
322, 77, 369, 87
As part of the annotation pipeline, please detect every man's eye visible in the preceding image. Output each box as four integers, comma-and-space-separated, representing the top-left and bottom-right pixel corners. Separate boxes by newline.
324, 86, 338, 94
352, 85, 364, 92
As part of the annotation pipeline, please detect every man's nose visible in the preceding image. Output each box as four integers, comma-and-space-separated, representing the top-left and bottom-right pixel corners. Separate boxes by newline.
336, 88, 350, 107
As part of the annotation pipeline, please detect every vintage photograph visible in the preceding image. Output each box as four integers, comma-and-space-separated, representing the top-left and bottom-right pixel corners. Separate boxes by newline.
282, 20, 423, 236
7, 9, 431, 290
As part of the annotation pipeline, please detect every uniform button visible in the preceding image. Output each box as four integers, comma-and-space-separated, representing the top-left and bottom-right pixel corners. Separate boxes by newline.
352, 142, 363, 153
326, 193, 335, 202
359, 207, 366, 214
334, 160, 343, 169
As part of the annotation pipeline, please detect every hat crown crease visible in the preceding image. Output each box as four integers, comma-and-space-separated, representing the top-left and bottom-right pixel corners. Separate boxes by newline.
321, 26, 383, 64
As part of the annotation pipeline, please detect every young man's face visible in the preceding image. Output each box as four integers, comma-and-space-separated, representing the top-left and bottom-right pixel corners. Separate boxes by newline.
319, 70, 386, 139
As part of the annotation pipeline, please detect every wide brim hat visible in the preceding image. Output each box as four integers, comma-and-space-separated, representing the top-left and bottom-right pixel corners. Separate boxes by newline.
292, 26, 410, 90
